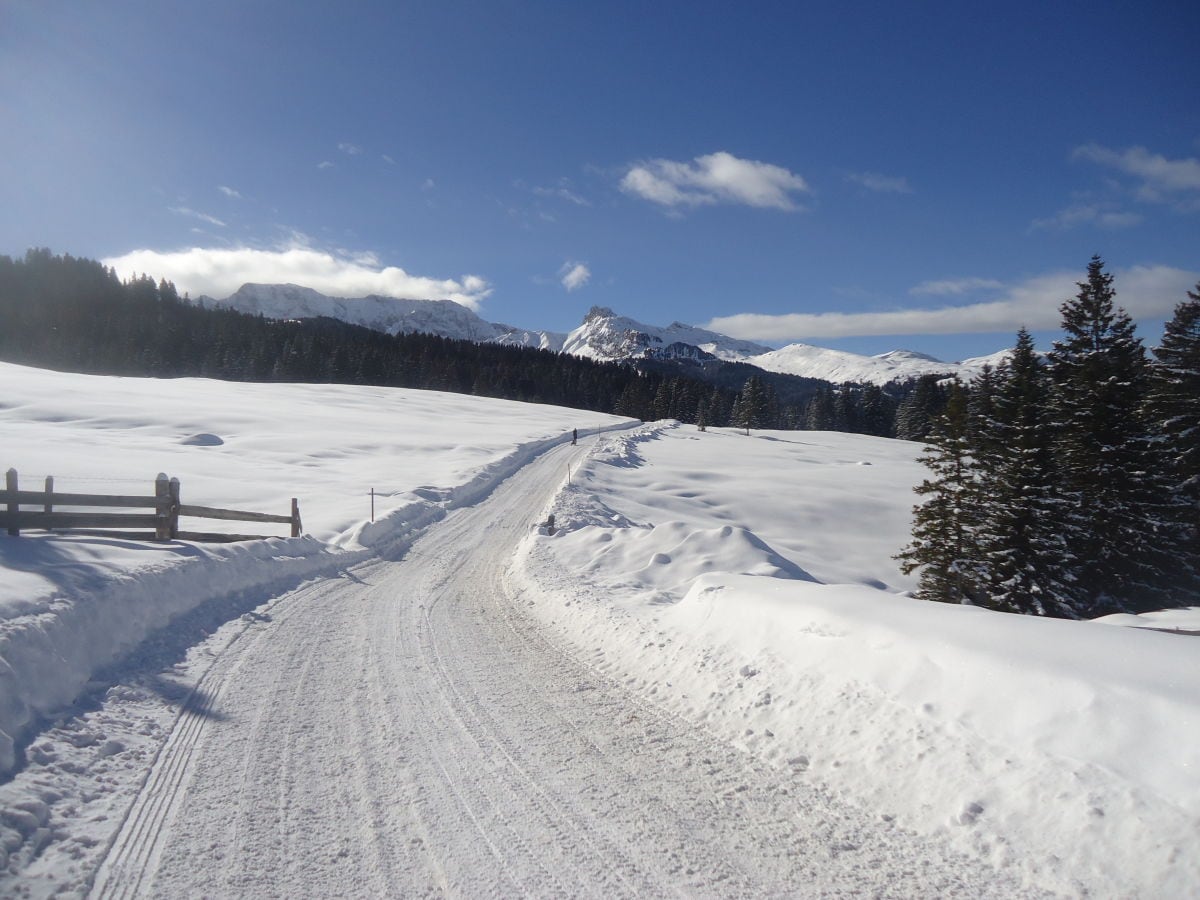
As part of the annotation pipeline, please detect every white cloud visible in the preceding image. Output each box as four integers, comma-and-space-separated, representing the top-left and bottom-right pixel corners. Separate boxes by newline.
169, 206, 226, 228
560, 261, 591, 292
847, 171, 913, 194
909, 277, 1005, 296
103, 245, 493, 310
705, 265, 1200, 340
1073, 143, 1200, 206
620, 151, 810, 211
381, 154, 395, 165
217, 185, 242, 199
1030, 202, 1143, 231
317, 161, 335, 170
337, 142, 362, 156
533, 183, 590, 206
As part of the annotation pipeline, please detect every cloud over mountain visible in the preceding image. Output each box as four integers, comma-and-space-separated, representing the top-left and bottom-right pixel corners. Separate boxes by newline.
560, 261, 591, 291
706, 265, 1200, 340
104, 246, 492, 310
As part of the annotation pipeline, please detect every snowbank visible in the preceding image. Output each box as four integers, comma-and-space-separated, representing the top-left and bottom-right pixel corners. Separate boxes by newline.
0, 362, 632, 774
513, 423, 1200, 897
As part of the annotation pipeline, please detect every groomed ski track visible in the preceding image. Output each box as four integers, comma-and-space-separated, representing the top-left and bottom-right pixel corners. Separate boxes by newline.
89, 440, 1037, 898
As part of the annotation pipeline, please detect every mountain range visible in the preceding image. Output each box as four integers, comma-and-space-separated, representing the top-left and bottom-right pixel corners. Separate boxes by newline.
201, 283, 1006, 386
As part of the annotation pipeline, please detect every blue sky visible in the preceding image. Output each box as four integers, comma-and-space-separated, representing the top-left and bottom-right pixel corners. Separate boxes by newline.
2, 0, 1198, 360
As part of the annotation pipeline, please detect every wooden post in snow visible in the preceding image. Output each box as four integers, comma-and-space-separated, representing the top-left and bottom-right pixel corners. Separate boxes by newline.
154, 473, 171, 541
6, 469, 18, 536
169, 477, 181, 539
43, 475, 53, 532
291, 498, 302, 537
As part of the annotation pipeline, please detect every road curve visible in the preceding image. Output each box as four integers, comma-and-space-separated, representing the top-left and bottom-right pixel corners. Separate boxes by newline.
91, 441, 1038, 898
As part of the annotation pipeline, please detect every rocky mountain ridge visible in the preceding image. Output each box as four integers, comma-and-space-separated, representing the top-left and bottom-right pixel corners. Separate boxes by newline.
201, 284, 1005, 386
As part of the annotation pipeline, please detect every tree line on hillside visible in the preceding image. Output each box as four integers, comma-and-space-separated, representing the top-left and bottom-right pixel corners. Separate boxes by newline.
0, 249, 924, 435
0, 250, 681, 417
898, 257, 1200, 618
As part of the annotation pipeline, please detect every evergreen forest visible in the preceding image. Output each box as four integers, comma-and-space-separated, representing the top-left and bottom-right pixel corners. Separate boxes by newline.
0, 249, 917, 434
4, 250, 1197, 616
897, 257, 1200, 618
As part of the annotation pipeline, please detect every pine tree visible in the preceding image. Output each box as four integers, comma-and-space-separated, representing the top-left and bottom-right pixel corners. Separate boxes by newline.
707, 385, 730, 427
805, 385, 836, 430
896, 382, 984, 604
894, 375, 946, 442
857, 383, 891, 437
973, 329, 1080, 616
736, 375, 769, 434
1147, 283, 1200, 567
833, 384, 860, 433
651, 379, 672, 420
966, 365, 999, 457
1047, 256, 1186, 614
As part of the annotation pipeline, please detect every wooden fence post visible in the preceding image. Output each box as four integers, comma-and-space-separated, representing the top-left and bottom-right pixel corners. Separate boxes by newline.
169, 477, 181, 539
6, 469, 17, 536
43, 475, 53, 533
155, 473, 170, 541
291, 498, 302, 537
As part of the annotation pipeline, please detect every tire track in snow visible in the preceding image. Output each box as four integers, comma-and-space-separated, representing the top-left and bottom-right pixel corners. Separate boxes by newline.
378, 444, 802, 896
373, 453, 662, 897
414, 595, 652, 897
88, 575, 337, 899
88, 437, 1046, 898
88, 573, 385, 898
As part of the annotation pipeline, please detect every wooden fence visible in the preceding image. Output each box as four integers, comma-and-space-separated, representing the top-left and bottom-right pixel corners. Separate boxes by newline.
2, 469, 302, 543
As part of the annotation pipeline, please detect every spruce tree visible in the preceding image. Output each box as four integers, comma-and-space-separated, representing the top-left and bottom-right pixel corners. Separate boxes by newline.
736, 375, 769, 434
974, 329, 1080, 616
894, 375, 945, 442
896, 381, 984, 604
859, 384, 891, 437
834, 384, 860, 433
966, 365, 1000, 457
1047, 256, 1186, 614
1147, 283, 1200, 567
805, 385, 836, 430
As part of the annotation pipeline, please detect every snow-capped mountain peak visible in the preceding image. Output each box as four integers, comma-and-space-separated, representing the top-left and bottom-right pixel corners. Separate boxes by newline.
197, 283, 1005, 386
199, 283, 565, 347
562, 308, 773, 362
746, 342, 1004, 386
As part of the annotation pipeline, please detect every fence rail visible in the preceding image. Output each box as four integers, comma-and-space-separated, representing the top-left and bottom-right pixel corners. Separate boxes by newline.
2, 469, 301, 542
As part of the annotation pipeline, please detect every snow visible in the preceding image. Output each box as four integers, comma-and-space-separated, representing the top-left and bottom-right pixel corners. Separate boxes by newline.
749, 342, 1012, 386
0, 361, 629, 776
205, 282, 567, 347
560, 306, 773, 362
1, 361, 1197, 896
513, 423, 1200, 896
199, 284, 1018, 385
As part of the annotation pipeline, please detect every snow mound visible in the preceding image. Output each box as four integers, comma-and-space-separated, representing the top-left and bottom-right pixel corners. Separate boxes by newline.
512, 422, 1200, 897
555, 515, 815, 602
180, 433, 223, 446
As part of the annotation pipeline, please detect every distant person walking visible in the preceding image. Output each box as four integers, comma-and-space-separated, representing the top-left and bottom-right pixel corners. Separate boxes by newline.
572, 428, 578, 445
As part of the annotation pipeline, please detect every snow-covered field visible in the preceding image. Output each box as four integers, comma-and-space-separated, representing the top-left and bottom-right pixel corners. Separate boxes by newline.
0, 362, 629, 775
514, 424, 1200, 895
1, 361, 1197, 897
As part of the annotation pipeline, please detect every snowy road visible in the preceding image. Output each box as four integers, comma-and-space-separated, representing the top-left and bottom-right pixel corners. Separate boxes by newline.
88, 442, 1036, 898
